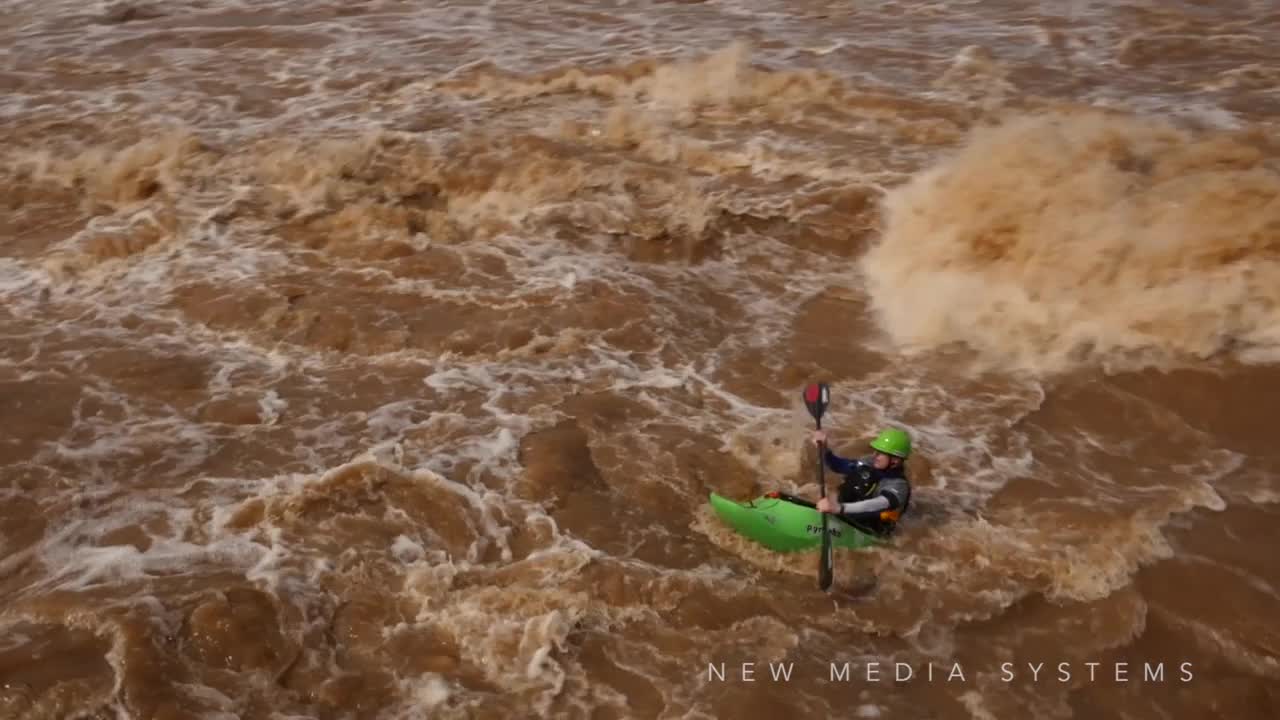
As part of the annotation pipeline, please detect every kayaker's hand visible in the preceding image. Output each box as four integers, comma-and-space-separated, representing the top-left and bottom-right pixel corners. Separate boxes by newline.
811, 430, 827, 447
816, 496, 838, 514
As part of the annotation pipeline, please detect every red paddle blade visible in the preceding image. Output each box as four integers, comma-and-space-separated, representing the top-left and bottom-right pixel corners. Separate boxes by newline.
803, 383, 830, 422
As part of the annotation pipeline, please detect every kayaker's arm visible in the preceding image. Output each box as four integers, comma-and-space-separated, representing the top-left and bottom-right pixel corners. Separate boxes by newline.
822, 448, 863, 475
812, 431, 864, 473
836, 495, 891, 515
838, 477, 908, 514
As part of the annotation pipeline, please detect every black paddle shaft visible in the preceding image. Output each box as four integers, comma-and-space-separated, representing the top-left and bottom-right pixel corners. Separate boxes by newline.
803, 383, 834, 591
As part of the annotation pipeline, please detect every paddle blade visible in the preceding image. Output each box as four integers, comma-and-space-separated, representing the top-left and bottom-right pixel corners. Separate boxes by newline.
803, 383, 830, 423
818, 530, 834, 590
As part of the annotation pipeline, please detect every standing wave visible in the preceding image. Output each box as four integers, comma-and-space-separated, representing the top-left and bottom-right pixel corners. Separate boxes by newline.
860, 110, 1280, 374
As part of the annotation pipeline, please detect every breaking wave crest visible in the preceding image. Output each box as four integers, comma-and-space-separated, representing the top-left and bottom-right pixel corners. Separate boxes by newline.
861, 110, 1280, 373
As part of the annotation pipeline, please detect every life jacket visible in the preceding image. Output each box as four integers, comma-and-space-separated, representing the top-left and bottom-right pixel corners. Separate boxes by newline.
837, 456, 911, 536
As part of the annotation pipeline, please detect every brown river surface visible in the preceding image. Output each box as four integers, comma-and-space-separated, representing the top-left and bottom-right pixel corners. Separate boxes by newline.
2, 1, 1279, 718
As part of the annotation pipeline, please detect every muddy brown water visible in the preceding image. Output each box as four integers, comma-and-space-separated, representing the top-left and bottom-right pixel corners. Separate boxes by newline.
2, 1, 1279, 718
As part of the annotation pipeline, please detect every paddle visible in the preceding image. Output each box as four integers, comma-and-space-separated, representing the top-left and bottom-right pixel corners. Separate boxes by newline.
803, 382, 833, 591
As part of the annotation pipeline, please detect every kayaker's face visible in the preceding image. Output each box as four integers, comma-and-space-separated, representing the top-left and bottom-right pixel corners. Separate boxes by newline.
872, 452, 893, 470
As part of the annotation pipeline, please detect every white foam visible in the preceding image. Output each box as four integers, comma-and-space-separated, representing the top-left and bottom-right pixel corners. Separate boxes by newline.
391, 535, 426, 564
257, 389, 288, 425
406, 673, 452, 711
30, 507, 268, 596
245, 526, 290, 592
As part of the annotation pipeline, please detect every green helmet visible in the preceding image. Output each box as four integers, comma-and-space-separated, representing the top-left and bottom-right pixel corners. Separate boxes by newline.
869, 427, 911, 458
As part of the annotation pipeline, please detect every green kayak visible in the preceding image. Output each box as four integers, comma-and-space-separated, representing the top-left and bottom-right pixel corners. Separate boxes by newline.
708, 491, 883, 553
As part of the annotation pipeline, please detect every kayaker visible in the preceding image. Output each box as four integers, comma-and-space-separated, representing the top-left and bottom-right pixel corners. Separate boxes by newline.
811, 427, 912, 535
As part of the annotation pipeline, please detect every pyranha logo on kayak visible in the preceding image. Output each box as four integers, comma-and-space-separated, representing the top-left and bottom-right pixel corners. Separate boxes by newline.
805, 524, 842, 537
764, 515, 777, 525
